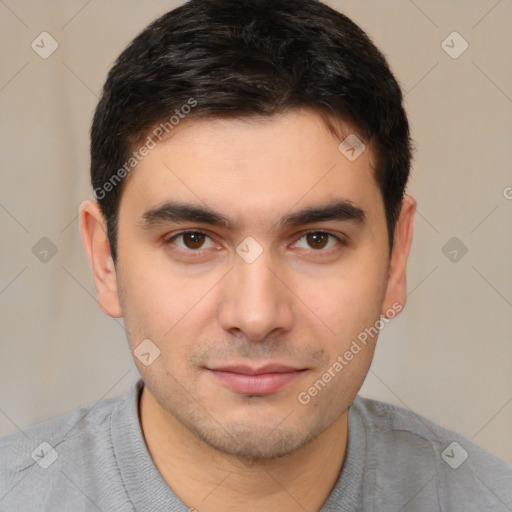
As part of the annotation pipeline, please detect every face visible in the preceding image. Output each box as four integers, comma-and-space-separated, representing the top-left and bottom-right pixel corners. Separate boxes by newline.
89, 109, 410, 460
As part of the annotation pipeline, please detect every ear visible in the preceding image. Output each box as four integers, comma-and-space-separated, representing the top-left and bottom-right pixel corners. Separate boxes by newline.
381, 194, 416, 317
79, 200, 122, 318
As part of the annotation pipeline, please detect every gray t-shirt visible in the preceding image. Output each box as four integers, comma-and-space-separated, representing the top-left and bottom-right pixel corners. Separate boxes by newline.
1, 378, 511, 511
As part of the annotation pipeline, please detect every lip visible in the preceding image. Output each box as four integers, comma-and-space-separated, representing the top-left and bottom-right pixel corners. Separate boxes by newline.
206, 364, 307, 395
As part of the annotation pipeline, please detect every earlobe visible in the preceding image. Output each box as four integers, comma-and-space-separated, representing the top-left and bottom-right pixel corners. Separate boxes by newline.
79, 200, 123, 318
381, 194, 416, 318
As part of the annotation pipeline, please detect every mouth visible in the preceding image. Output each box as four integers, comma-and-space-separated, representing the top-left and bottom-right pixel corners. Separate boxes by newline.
205, 364, 308, 395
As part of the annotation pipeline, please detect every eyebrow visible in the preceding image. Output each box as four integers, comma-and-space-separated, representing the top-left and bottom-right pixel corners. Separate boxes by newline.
140, 199, 366, 231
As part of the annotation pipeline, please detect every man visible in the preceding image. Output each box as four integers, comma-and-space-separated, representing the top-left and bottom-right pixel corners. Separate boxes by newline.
1, 0, 511, 510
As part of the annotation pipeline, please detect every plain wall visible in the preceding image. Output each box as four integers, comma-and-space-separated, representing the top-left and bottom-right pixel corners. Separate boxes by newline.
1, 0, 511, 465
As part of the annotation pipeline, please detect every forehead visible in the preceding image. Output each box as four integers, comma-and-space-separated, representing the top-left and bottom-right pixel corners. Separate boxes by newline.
119, 109, 382, 226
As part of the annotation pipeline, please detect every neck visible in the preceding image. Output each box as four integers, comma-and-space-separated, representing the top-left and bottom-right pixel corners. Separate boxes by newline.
139, 385, 349, 512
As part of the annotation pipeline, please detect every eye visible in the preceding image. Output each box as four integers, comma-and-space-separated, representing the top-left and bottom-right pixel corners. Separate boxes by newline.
293, 231, 344, 251
166, 231, 216, 251
163, 230, 345, 255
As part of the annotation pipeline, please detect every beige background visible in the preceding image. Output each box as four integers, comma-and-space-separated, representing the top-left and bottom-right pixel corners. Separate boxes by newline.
1, 0, 511, 465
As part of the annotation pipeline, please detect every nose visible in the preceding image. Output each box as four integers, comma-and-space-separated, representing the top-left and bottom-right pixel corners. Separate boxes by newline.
218, 246, 295, 342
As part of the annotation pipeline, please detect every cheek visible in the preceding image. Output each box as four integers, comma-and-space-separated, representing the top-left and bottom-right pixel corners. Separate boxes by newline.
117, 257, 214, 374
118, 240, 189, 319
297, 260, 387, 342
116, 255, 178, 353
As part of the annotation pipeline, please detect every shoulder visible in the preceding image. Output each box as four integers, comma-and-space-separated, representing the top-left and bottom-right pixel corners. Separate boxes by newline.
351, 395, 512, 510
0, 393, 123, 466
0, 394, 127, 511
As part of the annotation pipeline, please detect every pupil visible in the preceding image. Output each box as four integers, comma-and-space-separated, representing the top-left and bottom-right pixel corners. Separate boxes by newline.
185, 232, 204, 249
307, 233, 328, 249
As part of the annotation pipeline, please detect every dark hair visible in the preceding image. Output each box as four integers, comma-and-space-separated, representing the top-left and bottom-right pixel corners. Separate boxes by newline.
90, 0, 412, 263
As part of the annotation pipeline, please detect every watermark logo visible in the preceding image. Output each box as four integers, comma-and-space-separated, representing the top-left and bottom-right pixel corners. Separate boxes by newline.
441, 31, 469, 59
31, 442, 58, 469
338, 134, 366, 161
442, 236, 468, 263
32, 237, 58, 263
134, 338, 161, 366
441, 441, 468, 469
31, 32, 59, 59
236, 236, 263, 264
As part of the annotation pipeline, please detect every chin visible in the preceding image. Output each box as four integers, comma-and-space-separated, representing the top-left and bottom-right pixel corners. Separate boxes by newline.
190, 419, 322, 461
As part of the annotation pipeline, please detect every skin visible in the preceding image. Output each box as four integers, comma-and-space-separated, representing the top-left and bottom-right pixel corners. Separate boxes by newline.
80, 108, 416, 511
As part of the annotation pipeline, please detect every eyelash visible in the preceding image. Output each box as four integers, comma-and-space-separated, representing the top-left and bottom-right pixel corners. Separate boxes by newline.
163, 229, 347, 255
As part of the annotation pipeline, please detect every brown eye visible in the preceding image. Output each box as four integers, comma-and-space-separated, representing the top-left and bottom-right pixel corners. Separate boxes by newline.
167, 231, 216, 251
306, 232, 329, 249
293, 231, 343, 252
182, 232, 206, 249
